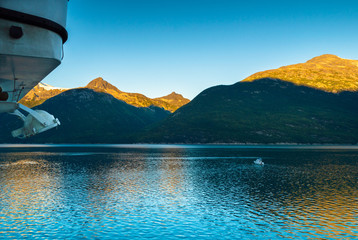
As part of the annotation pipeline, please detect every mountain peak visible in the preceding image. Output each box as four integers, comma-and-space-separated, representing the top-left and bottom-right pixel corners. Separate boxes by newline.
39, 82, 55, 90
155, 91, 190, 103
150, 91, 190, 112
86, 77, 122, 92
38, 82, 68, 91
167, 92, 183, 98
305, 54, 352, 65
244, 54, 358, 93
84, 78, 189, 112
19, 82, 68, 108
307, 54, 341, 62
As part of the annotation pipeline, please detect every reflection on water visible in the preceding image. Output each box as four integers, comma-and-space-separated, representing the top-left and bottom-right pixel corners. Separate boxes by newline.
0, 145, 357, 239
0, 155, 61, 238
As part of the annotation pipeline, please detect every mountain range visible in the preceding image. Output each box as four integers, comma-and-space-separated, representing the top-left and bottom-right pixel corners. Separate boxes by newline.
1, 54, 358, 144
20, 77, 190, 112
86, 77, 190, 112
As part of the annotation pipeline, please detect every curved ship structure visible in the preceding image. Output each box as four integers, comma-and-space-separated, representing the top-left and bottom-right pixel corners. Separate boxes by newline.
0, 0, 68, 138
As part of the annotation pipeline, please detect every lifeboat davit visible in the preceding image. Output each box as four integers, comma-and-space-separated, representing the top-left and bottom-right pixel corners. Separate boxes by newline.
0, 0, 68, 138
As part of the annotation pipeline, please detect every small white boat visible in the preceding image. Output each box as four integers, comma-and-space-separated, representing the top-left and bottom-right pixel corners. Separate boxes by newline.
254, 158, 264, 165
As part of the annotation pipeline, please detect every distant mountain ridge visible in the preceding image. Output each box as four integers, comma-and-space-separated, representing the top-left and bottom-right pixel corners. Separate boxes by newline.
154, 92, 191, 109
19, 83, 68, 108
20, 77, 190, 112
244, 54, 358, 93
86, 77, 190, 112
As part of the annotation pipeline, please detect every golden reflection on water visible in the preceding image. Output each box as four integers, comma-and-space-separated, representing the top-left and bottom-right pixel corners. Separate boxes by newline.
84, 151, 189, 212
158, 153, 185, 197
85, 153, 149, 209
0, 153, 60, 221
278, 165, 358, 239
284, 192, 358, 238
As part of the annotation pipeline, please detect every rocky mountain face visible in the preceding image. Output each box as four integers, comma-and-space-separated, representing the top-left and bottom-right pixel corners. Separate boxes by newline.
244, 54, 358, 93
0, 88, 170, 143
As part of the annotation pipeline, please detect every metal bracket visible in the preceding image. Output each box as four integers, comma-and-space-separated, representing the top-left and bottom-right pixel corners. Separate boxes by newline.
10, 103, 60, 138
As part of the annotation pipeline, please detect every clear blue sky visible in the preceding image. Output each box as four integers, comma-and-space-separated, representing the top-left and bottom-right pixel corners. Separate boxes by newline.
45, 0, 358, 99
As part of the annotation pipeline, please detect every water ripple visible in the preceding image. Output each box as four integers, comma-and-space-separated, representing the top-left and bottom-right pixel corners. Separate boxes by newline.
0, 146, 357, 239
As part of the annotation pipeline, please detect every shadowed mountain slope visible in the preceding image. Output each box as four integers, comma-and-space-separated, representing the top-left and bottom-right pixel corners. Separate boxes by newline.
139, 78, 358, 144
0, 88, 170, 143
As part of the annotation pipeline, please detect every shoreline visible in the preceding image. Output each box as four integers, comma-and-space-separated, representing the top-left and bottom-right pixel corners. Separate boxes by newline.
0, 143, 357, 149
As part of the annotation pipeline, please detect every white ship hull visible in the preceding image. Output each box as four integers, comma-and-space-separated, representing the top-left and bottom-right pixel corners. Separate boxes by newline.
0, 0, 68, 137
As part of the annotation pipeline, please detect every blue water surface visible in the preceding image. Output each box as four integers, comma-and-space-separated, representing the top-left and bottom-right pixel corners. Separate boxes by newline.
0, 144, 357, 239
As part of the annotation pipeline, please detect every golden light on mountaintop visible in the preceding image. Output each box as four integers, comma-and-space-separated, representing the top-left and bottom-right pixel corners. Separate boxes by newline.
19, 84, 67, 108
86, 78, 190, 112
19, 77, 190, 112
243, 54, 358, 93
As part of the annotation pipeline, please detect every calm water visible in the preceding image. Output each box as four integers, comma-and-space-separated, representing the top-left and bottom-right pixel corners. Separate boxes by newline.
0, 144, 357, 239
